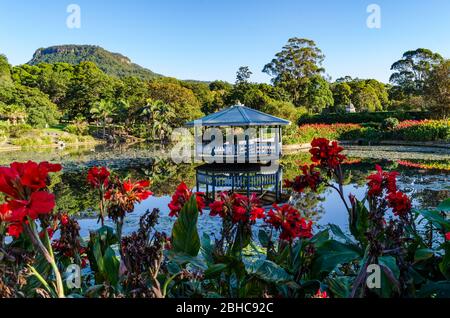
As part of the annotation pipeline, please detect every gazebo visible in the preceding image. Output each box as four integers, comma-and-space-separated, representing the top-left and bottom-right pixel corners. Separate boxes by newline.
185, 104, 290, 204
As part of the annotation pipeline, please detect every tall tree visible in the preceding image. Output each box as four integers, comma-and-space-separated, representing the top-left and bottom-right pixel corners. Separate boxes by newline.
263, 37, 325, 107
424, 59, 450, 118
390, 48, 443, 96
332, 82, 353, 109
235, 66, 252, 85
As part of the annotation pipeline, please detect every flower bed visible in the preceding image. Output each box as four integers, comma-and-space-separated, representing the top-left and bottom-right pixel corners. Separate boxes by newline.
285, 120, 450, 145
391, 120, 450, 142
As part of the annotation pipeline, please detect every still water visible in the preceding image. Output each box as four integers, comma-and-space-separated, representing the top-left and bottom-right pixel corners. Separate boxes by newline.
1, 143, 448, 238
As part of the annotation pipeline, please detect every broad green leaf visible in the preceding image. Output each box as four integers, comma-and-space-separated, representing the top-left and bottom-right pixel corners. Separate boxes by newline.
437, 198, 450, 212
416, 209, 450, 231
258, 229, 270, 248
103, 246, 120, 286
309, 229, 329, 247
327, 276, 353, 298
377, 256, 400, 298
247, 260, 293, 284
348, 199, 369, 246
200, 233, 214, 265
329, 224, 354, 245
312, 240, 362, 275
171, 194, 200, 257
204, 263, 227, 279
418, 281, 450, 298
165, 251, 207, 269
439, 245, 450, 279
414, 248, 435, 262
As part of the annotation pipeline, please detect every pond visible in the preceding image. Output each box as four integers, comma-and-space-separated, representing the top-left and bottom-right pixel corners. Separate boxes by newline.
1, 143, 448, 238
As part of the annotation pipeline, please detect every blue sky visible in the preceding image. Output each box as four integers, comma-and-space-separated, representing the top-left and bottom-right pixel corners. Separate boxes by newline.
0, 0, 449, 83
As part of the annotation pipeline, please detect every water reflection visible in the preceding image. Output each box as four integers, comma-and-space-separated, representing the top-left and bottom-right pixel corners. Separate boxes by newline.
0, 143, 448, 237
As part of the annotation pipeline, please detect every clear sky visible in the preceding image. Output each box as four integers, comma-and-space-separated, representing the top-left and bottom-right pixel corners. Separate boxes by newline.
0, 0, 449, 83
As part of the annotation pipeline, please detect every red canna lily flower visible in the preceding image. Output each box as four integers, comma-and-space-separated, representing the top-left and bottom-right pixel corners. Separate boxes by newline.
249, 207, 265, 221
309, 138, 346, 169
8, 191, 56, 220
208, 192, 264, 224
387, 191, 411, 217
168, 182, 204, 217
6, 223, 23, 238
367, 165, 399, 197
265, 204, 313, 242
11, 161, 62, 191
284, 164, 321, 193
445, 232, 450, 241
87, 166, 110, 189
60, 214, 70, 226
209, 200, 225, 217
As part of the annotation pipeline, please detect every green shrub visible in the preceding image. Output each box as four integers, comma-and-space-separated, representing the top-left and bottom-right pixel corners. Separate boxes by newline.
65, 123, 89, 136
78, 135, 95, 143
392, 120, 450, 142
0, 121, 10, 137
285, 123, 369, 144
58, 135, 79, 144
298, 111, 431, 125
11, 136, 53, 147
382, 117, 399, 130
9, 123, 32, 138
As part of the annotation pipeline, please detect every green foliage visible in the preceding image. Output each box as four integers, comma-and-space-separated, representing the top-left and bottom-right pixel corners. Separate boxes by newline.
87, 226, 120, 287
392, 120, 450, 142
424, 59, 450, 118
8, 123, 32, 138
298, 111, 430, 125
28, 45, 161, 80
382, 117, 399, 130
263, 37, 325, 108
171, 195, 201, 257
390, 48, 444, 97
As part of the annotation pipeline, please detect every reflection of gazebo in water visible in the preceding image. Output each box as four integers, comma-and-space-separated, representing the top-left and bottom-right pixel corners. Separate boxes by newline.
185, 104, 290, 205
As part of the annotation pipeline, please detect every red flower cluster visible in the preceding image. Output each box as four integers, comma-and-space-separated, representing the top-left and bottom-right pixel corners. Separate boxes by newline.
445, 232, 450, 241
209, 192, 265, 224
168, 182, 205, 217
395, 120, 429, 129
265, 204, 313, 242
366, 165, 399, 197
284, 164, 321, 193
386, 191, 412, 217
309, 138, 346, 169
87, 166, 110, 188
0, 161, 61, 237
366, 165, 411, 217
312, 289, 329, 298
105, 179, 153, 220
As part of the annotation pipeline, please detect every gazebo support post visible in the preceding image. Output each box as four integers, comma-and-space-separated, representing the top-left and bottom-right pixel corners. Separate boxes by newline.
245, 133, 249, 163
212, 174, 216, 201
275, 169, 280, 201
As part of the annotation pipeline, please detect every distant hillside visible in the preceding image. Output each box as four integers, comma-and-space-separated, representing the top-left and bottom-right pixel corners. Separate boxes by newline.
28, 45, 162, 80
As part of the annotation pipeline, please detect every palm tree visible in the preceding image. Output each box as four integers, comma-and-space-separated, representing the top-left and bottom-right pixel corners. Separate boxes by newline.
139, 99, 175, 141
90, 99, 117, 138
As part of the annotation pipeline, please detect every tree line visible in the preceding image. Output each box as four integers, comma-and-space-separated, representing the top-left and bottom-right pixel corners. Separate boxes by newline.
0, 37, 448, 141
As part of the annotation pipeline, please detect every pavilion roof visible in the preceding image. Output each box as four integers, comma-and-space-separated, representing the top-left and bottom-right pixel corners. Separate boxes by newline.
185, 104, 290, 127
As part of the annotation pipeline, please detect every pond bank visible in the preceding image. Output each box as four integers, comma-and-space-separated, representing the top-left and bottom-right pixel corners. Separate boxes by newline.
0, 139, 105, 152
284, 140, 450, 153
